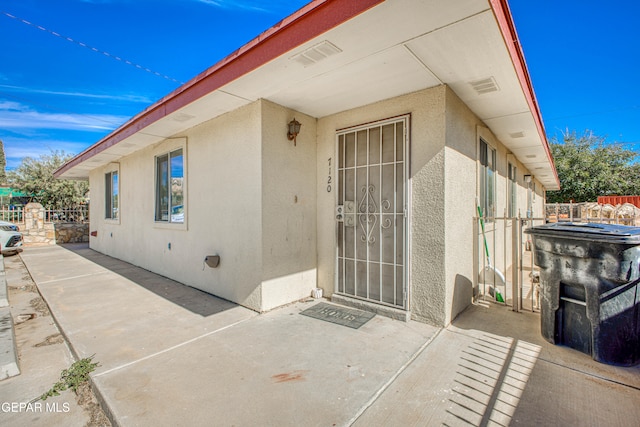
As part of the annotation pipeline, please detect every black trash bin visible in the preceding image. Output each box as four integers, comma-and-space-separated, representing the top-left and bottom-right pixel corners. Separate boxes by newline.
525, 222, 640, 366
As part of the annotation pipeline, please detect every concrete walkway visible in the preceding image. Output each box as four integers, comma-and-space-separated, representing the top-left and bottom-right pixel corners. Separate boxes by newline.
0, 251, 108, 426
9, 243, 640, 426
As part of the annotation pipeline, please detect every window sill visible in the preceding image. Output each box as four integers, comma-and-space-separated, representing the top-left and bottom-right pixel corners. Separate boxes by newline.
153, 221, 188, 231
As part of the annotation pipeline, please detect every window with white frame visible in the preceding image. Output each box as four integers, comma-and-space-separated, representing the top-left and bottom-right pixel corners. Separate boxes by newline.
508, 162, 517, 217
479, 138, 496, 219
527, 180, 536, 218
155, 148, 184, 223
105, 169, 119, 220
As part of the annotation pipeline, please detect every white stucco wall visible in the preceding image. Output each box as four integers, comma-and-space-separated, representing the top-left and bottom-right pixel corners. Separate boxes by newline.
260, 100, 318, 310
90, 102, 265, 311
185, 102, 264, 309
89, 99, 319, 312
317, 86, 449, 324
316, 85, 547, 326
442, 87, 478, 325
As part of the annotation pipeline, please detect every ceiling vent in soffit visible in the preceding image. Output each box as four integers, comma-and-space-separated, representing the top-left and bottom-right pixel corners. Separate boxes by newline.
469, 76, 499, 95
290, 40, 342, 67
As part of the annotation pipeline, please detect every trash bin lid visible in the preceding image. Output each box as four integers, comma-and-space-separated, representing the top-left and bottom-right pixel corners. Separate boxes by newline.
524, 222, 640, 244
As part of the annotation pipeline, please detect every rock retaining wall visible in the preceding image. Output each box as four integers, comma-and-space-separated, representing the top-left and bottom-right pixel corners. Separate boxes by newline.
20, 203, 89, 245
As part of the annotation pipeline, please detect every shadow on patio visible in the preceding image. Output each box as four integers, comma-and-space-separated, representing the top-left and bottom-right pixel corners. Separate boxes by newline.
59, 242, 236, 317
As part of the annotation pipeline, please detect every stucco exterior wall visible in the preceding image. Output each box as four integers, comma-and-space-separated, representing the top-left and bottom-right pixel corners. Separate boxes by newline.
317, 86, 448, 324
260, 100, 318, 310
444, 89, 548, 325
316, 85, 548, 327
442, 87, 478, 325
89, 99, 320, 312
90, 101, 265, 311
406, 88, 448, 326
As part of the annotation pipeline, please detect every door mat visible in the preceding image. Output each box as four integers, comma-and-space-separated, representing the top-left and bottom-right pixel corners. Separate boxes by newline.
300, 302, 375, 329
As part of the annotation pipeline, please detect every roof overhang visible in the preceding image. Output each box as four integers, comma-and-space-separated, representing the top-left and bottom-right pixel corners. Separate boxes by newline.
56, 0, 559, 190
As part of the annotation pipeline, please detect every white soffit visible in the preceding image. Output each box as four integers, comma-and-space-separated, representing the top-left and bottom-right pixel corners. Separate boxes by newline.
223, 0, 488, 106
509, 145, 548, 162
139, 90, 251, 142
405, 10, 529, 120
80, 153, 120, 169
99, 133, 164, 158
95, 90, 252, 165
484, 112, 538, 145
269, 45, 441, 117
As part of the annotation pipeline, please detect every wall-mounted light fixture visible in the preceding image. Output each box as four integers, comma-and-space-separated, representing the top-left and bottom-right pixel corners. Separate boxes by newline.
524, 174, 532, 183
287, 118, 301, 146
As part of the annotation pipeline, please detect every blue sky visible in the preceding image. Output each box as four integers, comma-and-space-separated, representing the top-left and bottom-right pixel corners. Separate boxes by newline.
509, 1, 640, 148
1, 0, 639, 171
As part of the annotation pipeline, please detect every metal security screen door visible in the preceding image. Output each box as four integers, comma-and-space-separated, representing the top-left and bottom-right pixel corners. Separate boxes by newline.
335, 116, 408, 309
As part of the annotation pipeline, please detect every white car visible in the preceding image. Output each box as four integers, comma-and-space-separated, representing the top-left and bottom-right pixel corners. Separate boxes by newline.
0, 220, 23, 255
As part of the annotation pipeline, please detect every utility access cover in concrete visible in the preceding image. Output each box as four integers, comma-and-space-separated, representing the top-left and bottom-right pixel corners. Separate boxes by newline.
300, 302, 375, 329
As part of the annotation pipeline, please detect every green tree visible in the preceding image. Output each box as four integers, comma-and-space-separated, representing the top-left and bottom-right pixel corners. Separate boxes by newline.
547, 130, 640, 203
0, 139, 6, 184
7, 150, 88, 208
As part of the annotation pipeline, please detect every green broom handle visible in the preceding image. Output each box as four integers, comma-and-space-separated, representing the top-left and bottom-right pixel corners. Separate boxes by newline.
477, 205, 491, 260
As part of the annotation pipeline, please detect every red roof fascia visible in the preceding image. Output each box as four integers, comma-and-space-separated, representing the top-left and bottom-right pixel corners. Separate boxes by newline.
56, 0, 384, 177
489, 0, 560, 189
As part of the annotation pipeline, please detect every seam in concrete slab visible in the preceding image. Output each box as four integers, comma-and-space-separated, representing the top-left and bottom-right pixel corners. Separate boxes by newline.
37, 271, 110, 285
94, 316, 254, 378
538, 357, 640, 391
346, 327, 444, 426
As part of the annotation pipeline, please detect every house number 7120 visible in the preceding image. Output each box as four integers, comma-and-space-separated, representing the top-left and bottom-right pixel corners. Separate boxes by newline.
327, 157, 332, 193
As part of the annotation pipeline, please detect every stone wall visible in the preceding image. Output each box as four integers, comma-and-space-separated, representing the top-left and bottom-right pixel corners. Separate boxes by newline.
20, 203, 89, 245
54, 223, 90, 244
21, 224, 56, 245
